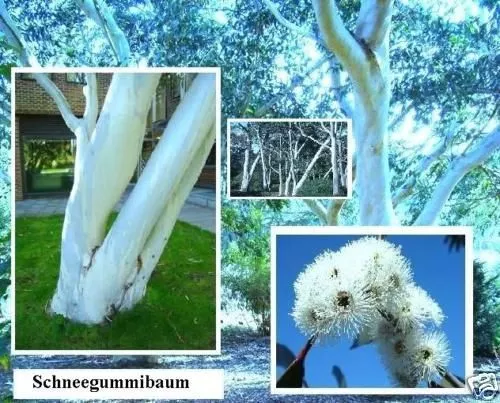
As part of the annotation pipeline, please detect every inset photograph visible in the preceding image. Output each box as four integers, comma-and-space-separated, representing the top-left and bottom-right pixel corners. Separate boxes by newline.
13, 68, 220, 354
228, 119, 351, 198
271, 226, 472, 395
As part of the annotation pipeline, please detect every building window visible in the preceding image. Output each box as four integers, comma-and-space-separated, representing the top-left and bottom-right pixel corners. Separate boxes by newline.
19, 73, 36, 80
23, 138, 76, 194
66, 73, 86, 84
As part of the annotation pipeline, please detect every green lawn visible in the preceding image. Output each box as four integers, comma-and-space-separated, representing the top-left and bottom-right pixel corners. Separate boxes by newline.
15, 214, 216, 351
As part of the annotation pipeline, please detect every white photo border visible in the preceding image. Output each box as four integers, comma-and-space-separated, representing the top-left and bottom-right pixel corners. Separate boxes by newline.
227, 118, 353, 200
11, 66, 222, 356
270, 225, 473, 395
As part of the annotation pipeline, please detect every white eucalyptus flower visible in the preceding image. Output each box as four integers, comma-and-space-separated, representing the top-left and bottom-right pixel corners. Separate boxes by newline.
407, 330, 451, 382
291, 249, 375, 341
335, 237, 414, 305
377, 327, 422, 387
290, 236, 453, 384
387, 284, 444, 333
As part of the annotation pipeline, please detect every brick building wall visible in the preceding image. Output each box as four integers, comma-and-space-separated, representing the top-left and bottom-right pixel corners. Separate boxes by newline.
14, 73, 112, 200
15, 73, 112, 116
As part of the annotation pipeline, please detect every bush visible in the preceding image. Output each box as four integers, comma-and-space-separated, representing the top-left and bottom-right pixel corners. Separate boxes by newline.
296, 177, 333, 197
473, 260, 500, 356
222, 201, 274, 335
224, 264, 270, 335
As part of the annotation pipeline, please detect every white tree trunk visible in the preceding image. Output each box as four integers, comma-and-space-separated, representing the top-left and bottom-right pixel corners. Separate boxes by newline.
265, 1, 496, 226
240, 145, 250, 191
330, 123, 339, 195
239, 153, 260, 192
256, 130, 269, 191
292, 138, 329, 196
50, 73, 216, 324
312, 0, 397, 224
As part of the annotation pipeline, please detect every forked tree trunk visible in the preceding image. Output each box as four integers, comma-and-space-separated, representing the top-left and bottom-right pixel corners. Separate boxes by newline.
265, 1, 498, 225
312, 0, 397, 224
50, 73, 216, 324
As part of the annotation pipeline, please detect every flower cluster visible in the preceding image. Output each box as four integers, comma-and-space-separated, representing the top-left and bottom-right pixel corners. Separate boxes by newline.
291, 237, 451, 387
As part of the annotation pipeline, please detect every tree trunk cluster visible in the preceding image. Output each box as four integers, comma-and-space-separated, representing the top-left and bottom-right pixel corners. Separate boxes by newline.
231, 121, 348, 197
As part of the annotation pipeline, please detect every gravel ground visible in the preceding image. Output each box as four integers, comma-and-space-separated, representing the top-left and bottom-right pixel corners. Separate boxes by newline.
5, 331, 500, 402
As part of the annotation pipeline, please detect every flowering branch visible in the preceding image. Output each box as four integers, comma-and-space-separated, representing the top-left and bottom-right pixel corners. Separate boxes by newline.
291, 237, 457, 387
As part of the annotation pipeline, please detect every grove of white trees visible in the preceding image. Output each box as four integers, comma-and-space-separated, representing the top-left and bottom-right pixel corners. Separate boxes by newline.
230, 121, 349, 197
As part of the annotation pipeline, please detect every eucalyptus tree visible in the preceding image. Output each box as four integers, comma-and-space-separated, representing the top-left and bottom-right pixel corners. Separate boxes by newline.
1, 1, 216, 324
230, 123, 261, 192
257, 0, 499, 227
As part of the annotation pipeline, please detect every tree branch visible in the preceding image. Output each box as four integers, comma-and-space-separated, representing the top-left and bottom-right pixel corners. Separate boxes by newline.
0, 0, 37, 66
0, 2, 81, 133
311, 0, 369, 91
392, 124, 457, 207
303, 200, 327, 224
414, 125, 500, 225
330, 62, 353, 118
296, 123, 331, 149
261, 0, 316, 40
388, 101, 413, 132
326, 199, 345, 225
76, 0, 130, 65
33, 74, 81, 132
293, 137, 330, 194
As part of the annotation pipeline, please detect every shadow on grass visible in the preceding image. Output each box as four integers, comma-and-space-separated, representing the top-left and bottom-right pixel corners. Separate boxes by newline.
14, 214, 216, 351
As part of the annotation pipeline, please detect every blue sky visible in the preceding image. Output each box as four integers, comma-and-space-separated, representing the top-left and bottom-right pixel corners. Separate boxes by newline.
275, 234, 466, 388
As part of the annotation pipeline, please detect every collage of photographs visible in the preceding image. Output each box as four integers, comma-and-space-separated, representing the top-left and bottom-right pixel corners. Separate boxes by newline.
0, 0, 498, 401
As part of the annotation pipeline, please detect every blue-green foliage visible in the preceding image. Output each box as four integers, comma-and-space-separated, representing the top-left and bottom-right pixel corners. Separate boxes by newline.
474, 260, 500, 356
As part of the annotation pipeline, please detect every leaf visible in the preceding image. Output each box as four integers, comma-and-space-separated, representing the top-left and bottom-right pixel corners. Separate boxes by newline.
276, 342, 295, 369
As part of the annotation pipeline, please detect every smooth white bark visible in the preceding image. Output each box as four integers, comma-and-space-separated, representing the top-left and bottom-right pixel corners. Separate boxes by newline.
313, 0, 397, 224
33, 73, 81, 132
51, 73, 162, 322
55, 74, 216, 323
0, 0, 218, 330
256, 130, 269, 191
238, 129, 261, 191
328, 123, 339, 194
292, 138, 329, 195
326, 199, 346, 225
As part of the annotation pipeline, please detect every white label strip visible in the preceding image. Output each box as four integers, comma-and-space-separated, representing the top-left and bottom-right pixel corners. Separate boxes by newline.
14, 368, 224, 400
